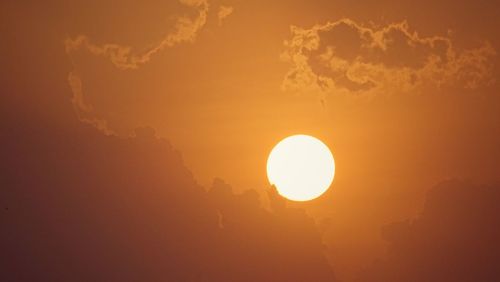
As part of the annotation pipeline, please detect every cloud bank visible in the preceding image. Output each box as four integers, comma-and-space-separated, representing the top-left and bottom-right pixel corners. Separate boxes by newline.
359, 179, 500, 281
2, 118, 336, 281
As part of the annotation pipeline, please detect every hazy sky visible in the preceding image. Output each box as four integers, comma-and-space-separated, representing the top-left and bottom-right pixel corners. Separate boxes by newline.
2, 1, 499, 281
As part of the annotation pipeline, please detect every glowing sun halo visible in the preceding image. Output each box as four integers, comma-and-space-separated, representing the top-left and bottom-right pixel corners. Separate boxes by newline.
267, 135, 335, 201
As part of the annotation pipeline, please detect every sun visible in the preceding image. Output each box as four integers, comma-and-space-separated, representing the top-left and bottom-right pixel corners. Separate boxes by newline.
267, 135, 335, 201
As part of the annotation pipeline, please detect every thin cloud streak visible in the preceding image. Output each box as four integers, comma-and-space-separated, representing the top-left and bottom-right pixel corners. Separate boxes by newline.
65, 0, 211, 134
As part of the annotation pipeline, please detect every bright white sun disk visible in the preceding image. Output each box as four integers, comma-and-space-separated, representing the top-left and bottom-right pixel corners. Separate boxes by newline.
266, 135, 335, 201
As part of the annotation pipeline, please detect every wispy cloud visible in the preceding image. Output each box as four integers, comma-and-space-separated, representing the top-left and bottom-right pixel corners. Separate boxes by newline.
65, 0, 211, 134
67, 72, 113, 135
281, 18, 496, 98
217, 5, 234, 26
65, 0, 209, 70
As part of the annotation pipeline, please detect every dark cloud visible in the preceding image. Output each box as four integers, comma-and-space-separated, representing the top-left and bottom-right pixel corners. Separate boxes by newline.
1, 113, 335, 281
358, 179, 500, 281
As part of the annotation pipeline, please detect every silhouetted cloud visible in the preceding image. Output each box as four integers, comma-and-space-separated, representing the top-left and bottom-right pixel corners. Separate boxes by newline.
208, 179, 335, 281
1, 114, 335, 281
358, 179, 500, 281
281, 19, 496, 98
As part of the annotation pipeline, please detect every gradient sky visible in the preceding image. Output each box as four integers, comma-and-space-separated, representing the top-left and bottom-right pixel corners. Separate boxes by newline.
2, 1, 500, 281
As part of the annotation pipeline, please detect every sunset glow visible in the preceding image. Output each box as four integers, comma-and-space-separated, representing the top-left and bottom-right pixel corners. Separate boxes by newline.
3, 1, 499, 281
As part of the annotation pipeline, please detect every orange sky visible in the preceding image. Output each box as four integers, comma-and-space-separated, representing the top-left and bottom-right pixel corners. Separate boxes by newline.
2, 1, 500, 281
